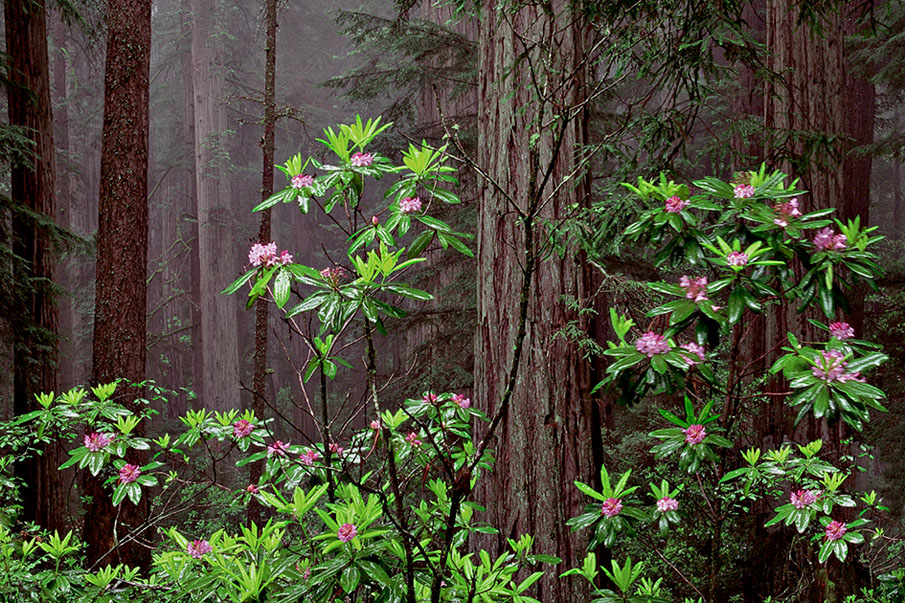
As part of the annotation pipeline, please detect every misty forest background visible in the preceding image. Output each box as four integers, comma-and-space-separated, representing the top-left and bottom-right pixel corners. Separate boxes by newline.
5, 0, 905, 600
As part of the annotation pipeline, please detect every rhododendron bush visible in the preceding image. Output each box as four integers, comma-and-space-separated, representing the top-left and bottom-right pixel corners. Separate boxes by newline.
0, 119, 902, 602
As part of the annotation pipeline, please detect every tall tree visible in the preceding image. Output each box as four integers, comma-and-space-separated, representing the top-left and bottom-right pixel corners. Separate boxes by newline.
474, 2, 595, 601
4, 0, 64, 533
86, 0, 152, 568
191, 0, 241, 411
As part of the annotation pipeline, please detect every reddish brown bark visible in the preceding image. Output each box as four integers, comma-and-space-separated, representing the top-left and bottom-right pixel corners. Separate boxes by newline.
86, 0, 152, 568
4, 0, 64, 533
474, 3, 595, 601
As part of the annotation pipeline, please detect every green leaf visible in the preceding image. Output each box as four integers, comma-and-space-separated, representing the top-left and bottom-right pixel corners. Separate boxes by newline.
222, 270, 257, 295
274, 271, 291, 309
407, 230, 434, 259
340, 565, 360, 592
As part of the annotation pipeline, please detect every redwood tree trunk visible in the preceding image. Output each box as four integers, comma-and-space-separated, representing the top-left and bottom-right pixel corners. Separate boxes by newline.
4, 0, 64, 533
475, 3, 595, 601
86, 0, 151, 568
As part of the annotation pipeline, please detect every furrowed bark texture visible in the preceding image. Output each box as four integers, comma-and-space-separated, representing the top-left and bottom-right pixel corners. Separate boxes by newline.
87, 0, 152, 568
191, 0, 241, 411
475, 3, 594, 601
4, 0, 63, 533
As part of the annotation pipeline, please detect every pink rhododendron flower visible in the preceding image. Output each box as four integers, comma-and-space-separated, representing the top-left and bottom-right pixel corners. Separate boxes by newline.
299, 449, 320, 466
680, 342, 705, 366
350, 152, 373, 167
790, 489, 819, 509
246, 484, 259, 494
825, 520, 847, 541
291, 174, 313, 189
600, 497, 623, 517
726, 251, 749, 266
679, 275, 708, 302
773, 197, 802, 227
682, 424, 706, 445
657, 497, 679, 512
635, 332, 670, 357
734, 184, 755, 198
233, 419, 253, 438
84, 432, 113, 452
370, 420, 381, 431
422, 392, 438, 404
267, 440, 290, 457
399, 196, 422, 214
811, 350, 863, 383
329, 442, 344, 456
320, 266, 348, 286
302, 566, 311, 580
118, 463, 140, 485
187, 539, 212, 558
248, 242, 292, 267
829, 322, 855, 340
337, 523, 358, 542
452, 393, 471, 409
813, 227, 846, 251
664, 195, 688, 213
406, 432, 422, 447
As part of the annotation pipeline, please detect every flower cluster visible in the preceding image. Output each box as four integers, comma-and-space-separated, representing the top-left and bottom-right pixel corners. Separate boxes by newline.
813, 227, 846, 251
399, 196, 422, 214
810, 350, 862, 383
291, 174, 313, 189
369, 420, 381, 431
790, 489, 820, 509
84, 432, 113, 452
350, 152, 373, 167
825, 520, 847, 541
734, 184, 755, 198
726, 251, 749, 266
233, 419, 253, 438
405, 432, 422, 447
267, 440, 290, 457
682, 424, 706, 445
680, 342, 705, 366
299, 449, 320, 466
329, 442, 344, 457
772, 197, 802, 227
829, 322, 855, 340
337, 523, 358, 543
656, 497, 679, 513
187, 539, 212, 559
320, 266, 348, 286
118, 464, 141, 485
635, 332, 670, 357
600, 497, 623, 517
679, 275, 708, 302
664, 195, 688, 213
452, 393, 471, 409
248, 242, 292, 268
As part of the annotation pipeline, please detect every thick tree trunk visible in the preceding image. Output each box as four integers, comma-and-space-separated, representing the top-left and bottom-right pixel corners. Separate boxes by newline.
474, 3, 595, 601
86, 0, 152, 568
4, 0, 64, 533
191, 0, 241, 411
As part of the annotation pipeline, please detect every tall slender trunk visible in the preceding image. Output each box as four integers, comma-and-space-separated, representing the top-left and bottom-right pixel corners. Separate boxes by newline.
4, 0, 63, 533
86, 0, 152, 568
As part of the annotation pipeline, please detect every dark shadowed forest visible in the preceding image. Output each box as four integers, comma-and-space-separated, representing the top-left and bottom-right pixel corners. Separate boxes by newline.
3, 0, 905, 601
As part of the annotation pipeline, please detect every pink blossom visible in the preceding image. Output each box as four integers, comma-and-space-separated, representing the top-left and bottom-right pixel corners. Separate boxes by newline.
399, 196, 422, 214
813, 227, 847, 251
635, 331, 670, 357
84, 432, 113, 453
320, 266, 348, 286
829, 322, 855, 340
267, 440, 290, 457
187, 539, 212, 559
773, 197, 802, 227
734, 184, 755, 198
422, 392, 438, 404
406, 432, 422, 447
246, 484, 259, 494
657, 497, 679, 513
278, 250, 293, 265
452, 393, 471, 409
726, 251, 749, 266
811, 350, 863, 383
329, 442, 344, 457
664, 196, 688, 213
682, 424, 706, 445
369, 420, 381, 431
299, 449, 321, 466
600, 497, 623, 517
680, 342, 705, 366
337, 523, 358, 542
233, 419, 253, 438
118, 463, 141, 485
248, 242, 292, 267
825, 520, 847, 541
291, 174, 313, 189
679, 275, 708, 302
790, 489, 819, 509
350, 152, 373, 167
302, 566, 311, 580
